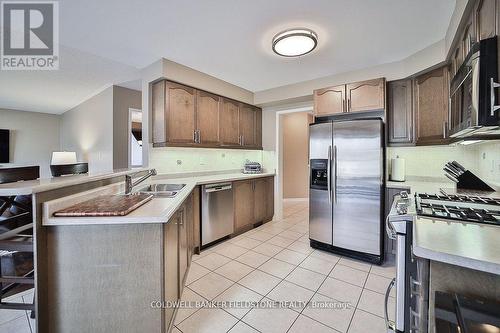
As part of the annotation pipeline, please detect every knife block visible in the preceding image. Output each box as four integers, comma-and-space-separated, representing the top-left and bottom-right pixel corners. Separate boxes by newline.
456, 170, 495, 191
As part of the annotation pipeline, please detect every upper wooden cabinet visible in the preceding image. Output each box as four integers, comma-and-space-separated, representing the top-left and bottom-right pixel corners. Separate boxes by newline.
314, 85, 345, 116
387, 79, 414, 146
346, 78, 386, 112
152, 80, 262, 149
219, 98, 240, 146
475, 0, 497, 41
414, 66, 450, 145
313, 78, 385, 116
196, 91, 220, 145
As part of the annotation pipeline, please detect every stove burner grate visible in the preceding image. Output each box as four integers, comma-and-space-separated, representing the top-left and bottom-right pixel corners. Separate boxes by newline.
417, 193, 500, 206
417, 202, 500, 225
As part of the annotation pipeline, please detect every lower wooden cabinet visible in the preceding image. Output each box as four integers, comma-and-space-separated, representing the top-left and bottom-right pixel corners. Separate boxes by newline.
163, 212, 179, 331
234, 176, 275, 231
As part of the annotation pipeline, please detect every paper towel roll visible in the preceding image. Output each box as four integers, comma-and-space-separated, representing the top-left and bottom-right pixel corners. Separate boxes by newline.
391, 156, 405, 182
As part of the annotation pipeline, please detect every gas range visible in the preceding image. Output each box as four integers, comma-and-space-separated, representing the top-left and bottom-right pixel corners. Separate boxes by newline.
415, 192, 500, 226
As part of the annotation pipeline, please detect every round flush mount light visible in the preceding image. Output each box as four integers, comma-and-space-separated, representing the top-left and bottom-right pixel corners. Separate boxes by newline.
272, 28, 318, 57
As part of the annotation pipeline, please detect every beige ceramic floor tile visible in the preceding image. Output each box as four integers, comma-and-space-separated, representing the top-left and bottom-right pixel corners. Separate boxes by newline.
246, 231, 275, 242
174, 287, 207, 325
337, 257, 371, 272
370, 263, 396, 279
177, 307, 238, 333
0, 295, 26, 325
186, 262, 211, 285
364, 273, 394, 296
285, 267, 326, 291
232, 236, 263, 250
214, 243, 249, 259
188, 272, 234, 300
302, 294, 355, 333
357, 289, 395, 319
0, 315, 31, 333
299, 256, 335, 275
309, 250, 341, 264
329, 265, 368, 287
252, 243, 284, 257
288, 314, 341, 333
228, 321, 260, 333
214, 284, 263, 319
267, 280, 314, 310
238, 270, 281, 296
273, 249, 308, 265
172, 326, 182, 333
242, 300, 299, 333
317, 277, 362, 306
287, 240, 314, 255
258, 258, 295, 279
195, 252, 232, 270
266, 236, 295, 248
278, 230, 303, 240
215, 260, 254, 282
236, 251, 271, 268
347, 309, 386, 333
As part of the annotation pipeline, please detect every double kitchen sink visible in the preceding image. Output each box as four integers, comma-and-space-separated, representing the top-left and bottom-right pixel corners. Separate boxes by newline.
135, 183, 186, 198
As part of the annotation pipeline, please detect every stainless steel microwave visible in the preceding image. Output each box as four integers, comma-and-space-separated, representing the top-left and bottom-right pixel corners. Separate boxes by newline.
449, 36, 500, 138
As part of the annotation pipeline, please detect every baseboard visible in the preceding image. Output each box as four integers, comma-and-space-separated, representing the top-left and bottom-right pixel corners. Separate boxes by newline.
283, 197, 308, 202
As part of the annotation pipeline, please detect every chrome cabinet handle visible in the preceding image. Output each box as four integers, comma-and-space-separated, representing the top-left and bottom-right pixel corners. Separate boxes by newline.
327, 145, 332, 203
410, 276, 421, 298
197, 130, 201, 143
333, 145, 337, 203
442, 121, 448, 139
385, 278, 396, 332
491, 78, 500, 116
193, 130, 197, 142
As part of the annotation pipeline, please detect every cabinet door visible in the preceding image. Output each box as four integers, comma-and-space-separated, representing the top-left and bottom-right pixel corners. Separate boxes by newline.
253, 179, 267, 223
185, 193, 194, 262
163, 213, 179, 330
234, 180, 254, 230
387, 80, 414, 145
346, 78, 386, 112
255, 108, 262, 149
196, 90, 220, 145
165, 82, 196, 144
152, 81, 167, 144
239, 104, 256, 147
265, 177, 274, 222
219, 98, 240, 146
462, 15, 476, 58
178, 207, 188, 294
314, 85, 346, 116
414, 66, 449, 145
475, 0, 497, 41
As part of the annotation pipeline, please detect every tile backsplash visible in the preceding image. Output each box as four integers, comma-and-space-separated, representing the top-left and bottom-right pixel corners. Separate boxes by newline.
149, 146, 276, 175
388, 140, 500, 184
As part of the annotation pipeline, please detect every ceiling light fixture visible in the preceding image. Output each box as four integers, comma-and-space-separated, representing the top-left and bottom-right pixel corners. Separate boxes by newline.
272, 28, 318, 57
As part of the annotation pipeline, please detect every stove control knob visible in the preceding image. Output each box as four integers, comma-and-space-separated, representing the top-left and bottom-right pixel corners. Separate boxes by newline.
396, 202, 408, 215
400, 191, 409, 199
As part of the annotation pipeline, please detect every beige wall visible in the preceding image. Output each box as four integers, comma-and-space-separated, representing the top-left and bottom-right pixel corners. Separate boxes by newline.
282, 112, 311, 199
60, 87, 114, 173
112, 86, 142, 169
0, 108, 60, 178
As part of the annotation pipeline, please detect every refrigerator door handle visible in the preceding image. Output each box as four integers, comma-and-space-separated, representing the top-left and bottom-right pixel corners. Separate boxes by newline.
327, 145, 332, 203
333, 145, 337, 203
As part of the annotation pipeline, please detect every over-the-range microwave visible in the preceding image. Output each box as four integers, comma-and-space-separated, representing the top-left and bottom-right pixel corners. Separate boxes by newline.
449, 36, 500, 138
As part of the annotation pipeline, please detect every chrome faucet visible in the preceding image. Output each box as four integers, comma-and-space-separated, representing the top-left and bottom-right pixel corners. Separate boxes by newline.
125, 169, 157, 194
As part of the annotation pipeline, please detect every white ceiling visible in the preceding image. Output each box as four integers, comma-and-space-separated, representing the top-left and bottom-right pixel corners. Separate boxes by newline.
0, 0, 455, 114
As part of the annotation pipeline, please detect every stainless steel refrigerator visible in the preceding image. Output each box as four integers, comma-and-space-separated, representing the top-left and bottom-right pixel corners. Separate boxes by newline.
309, 119, 384, 264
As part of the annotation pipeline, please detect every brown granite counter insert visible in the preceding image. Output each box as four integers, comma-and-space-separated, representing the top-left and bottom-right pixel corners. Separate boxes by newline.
53, 194, 153, 217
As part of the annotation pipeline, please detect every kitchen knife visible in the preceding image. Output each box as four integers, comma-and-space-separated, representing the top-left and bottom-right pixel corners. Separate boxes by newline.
446, 162, 464, 176
443, 166, 460, 178
445, 173, 459, 183
451, 161, 467, 172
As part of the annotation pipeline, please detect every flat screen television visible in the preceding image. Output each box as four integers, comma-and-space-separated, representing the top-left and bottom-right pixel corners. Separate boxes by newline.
0, 129, 9, 163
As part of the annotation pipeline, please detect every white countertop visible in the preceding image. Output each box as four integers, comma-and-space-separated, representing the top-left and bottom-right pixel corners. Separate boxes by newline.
0, 168, 147, 196
43, 172, 275, 226
386, 178, 456, 194
413, 217, 500, 275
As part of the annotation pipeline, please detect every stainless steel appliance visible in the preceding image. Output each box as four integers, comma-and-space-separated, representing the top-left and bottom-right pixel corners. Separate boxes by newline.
450, 36, 500, 138
201, 183, 234, 246
243, 161, 262, 174
387, 192, 430, 333
309, 119, 384, 264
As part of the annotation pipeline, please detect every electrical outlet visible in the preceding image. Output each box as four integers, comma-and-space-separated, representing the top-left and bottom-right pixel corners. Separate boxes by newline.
176, 159, 182, 165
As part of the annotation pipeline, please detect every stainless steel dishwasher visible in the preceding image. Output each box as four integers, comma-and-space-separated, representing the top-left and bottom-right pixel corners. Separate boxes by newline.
201, 183, 234, 246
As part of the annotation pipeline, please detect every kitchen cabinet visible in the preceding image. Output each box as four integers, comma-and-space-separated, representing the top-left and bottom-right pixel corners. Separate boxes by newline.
219, 98, 240, 146
234, 180, 254, 230
313, 78, 385, 116
475, 0, 497, 41
314, 85, 346, 116
178, 205, 188, 293
265, 177, 274, 221
196, 90, 220, 145
152, 80, 262, 150
346, 78, 386, 112
163, 211, 179, 330
387, 79, 414, 146
414, 66, 450, 145
239, 104, 256, 147
254, 178, 267, 222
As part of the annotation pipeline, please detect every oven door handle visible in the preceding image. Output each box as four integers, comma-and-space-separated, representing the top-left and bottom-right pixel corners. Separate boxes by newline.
385, 278, 396, 332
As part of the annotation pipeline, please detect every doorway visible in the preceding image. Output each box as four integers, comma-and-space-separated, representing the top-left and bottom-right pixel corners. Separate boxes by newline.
128, 108, 143, 167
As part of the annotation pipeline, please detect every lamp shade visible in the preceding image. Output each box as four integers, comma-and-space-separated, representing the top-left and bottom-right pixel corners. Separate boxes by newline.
51, 152, 77, 165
